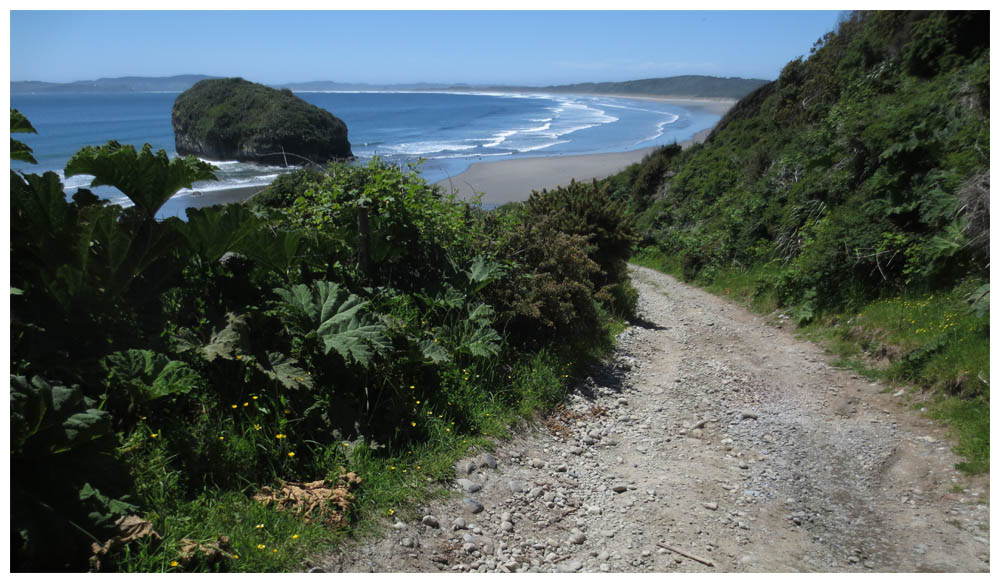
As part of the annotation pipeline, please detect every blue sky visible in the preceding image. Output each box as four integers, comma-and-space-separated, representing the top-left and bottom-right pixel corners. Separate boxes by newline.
10, 9, 845, 85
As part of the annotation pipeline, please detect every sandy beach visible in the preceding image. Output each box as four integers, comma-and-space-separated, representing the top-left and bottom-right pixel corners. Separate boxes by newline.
435, 124, 721, 206
184, 95, 733, 213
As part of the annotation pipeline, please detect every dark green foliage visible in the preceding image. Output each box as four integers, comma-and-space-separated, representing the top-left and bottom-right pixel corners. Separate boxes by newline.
11, 375, 131, 571
172, 77, 352, 164
11, 108, 38, 163
626, 10, 989, 467
632, 9, 989, 310
66, 141, 217, 219
11, 100, 631, 570
532, 74, 770, 99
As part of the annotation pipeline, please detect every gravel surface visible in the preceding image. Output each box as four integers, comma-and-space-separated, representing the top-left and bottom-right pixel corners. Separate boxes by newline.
314, 265, 990, 573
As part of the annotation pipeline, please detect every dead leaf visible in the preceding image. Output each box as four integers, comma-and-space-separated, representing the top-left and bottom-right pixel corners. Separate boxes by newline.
88, 515, 161, 571
253, 471, 362, 527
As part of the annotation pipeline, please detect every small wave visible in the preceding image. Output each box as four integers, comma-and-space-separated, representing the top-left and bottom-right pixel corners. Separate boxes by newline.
391, 141, 479, 156
482, 129, 519, 149
515, 140, 571, 153
523, 121, 552, 133
423, 151, 512, 160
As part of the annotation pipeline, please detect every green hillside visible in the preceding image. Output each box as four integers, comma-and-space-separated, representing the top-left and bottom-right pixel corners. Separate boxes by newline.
609, 11, 989, 471
537, 75, 770, 98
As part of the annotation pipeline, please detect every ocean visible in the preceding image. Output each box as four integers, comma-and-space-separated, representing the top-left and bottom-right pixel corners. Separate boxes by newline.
10, 91, 721, 218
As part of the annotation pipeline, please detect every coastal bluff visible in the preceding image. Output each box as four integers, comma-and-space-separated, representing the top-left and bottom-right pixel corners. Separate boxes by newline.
172, 77, 352, 165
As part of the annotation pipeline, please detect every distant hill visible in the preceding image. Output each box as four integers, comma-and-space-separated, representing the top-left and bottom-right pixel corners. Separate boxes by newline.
485, 75, 771, 99
12, 74, 220, 94
277, 81, 463, 92
12, 74, 766, 99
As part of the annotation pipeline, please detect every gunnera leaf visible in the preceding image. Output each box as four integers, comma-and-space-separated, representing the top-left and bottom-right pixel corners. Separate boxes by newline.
258, 352, 314, 390
275, 281, 389, 366
104, 349, 201, 401
10, 375, 112, 455
200, 312, 252, 362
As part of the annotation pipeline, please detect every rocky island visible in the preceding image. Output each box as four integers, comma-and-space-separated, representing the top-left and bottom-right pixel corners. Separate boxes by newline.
171, 77, 352, 166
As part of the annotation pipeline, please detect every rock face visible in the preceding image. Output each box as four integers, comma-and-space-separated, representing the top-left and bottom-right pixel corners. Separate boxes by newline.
172, 77, 352, 165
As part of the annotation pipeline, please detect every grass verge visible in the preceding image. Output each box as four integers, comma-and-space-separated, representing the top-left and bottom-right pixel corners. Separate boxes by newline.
120, 312, 625, 572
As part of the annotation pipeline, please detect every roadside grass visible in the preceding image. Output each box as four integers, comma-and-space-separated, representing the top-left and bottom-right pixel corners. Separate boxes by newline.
122, 309, 623, 572
631, 249, 989, 475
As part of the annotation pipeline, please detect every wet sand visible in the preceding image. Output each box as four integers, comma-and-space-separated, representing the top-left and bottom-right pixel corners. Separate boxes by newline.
435, 126, 717, 206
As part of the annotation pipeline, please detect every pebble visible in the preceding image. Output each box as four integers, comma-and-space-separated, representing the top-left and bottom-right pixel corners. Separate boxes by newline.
703, 502, 719, 510
570, 446, 585, 455
741, 411, 759, 420
569, 532, 587, 545
422, 515, 440, 528
612, 484, 629, 493
530, 458, 545, 469
457, 460, 476, 475
463, 499, 484, 514
501, 521, 514, 532
481, 454, 498, 469
452, 518, 468, 530
508, 480, 525, 493
558, 560, 583, 572
457, 478, 483, 493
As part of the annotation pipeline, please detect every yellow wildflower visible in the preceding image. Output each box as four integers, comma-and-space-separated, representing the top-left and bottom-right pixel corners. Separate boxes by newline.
257, 544, 266, 550
150, 433, 158, 439
170, 561, 179, 567
255, 524, 264, 529
218, 436, 225, 441
292, 534, 299, 540
231, 404, 238, 409
288, 452, 295, 457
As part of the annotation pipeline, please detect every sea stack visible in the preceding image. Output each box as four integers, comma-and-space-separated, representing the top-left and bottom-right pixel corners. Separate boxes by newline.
172, 77, 352, 166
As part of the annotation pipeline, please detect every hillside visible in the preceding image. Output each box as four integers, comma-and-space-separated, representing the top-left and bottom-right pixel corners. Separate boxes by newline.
13, 74, 766, 100
532, 75, 769, 98
11, 74, 218, 94
607, 10, 989, 469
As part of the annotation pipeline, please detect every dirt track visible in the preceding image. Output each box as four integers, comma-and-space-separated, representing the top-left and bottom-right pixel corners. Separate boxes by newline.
317, 265, 990, 573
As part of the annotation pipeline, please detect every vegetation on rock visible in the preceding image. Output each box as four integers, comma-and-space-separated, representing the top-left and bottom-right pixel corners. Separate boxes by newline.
172, 77, 352, 166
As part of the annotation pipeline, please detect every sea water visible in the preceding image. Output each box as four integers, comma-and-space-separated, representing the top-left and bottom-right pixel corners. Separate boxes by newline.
10, 91, 720, 218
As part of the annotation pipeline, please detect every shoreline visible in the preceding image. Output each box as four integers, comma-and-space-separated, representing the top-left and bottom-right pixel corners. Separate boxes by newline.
434, 126, 715, 206
167, 92, 733, 214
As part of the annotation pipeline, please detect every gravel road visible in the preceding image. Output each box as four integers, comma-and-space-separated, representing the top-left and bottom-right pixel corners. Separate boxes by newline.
316, 265, 990, 573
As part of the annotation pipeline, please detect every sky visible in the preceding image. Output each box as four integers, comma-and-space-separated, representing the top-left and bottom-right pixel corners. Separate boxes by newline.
8, 7, 847, 86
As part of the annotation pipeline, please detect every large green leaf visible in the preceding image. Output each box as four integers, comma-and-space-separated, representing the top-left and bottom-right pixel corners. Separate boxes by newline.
180, 204, 262, 262
465, 256, 507, 295
275, 281, 390, 366
236, 225, 304, 280
417, 338, 451, 364
258, 352, 314, 390
10, 375, 112, 455
65, 141, 217, 218
11, 109, 37, 164
200, 312, 253, 362
103, 349, 201, 402
80, 204, 185, 300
